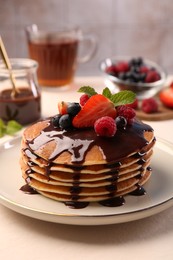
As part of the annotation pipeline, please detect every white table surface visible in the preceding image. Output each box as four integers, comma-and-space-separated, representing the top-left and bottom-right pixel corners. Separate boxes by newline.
0, 77, 173, 260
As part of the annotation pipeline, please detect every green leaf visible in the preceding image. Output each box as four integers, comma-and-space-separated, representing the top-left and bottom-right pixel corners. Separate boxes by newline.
6, 120, 22, 136
102, 87, 112, 99
78, 86, 97, 96
110, 90, 136, 107
0, 119, 6, 138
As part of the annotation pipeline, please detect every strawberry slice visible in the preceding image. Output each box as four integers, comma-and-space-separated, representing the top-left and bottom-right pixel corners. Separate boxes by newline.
72, 94, 117, 128
159, 88, 173, 108
58, 101, 68, 115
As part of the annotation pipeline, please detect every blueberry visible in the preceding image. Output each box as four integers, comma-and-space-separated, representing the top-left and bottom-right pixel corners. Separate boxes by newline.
118, 72, 127, 81
135, 57, 143, 66
130, 66, 139, 74
67, 102, 81, 117
129, 58, 137, 67
115, 116, 127, 129
131, 72, 141, 83
129, 57, 143, 67
124, 71, 134, 82
139, 73, 146, 82
52, 114, 61, 128
59, 114, 72, 130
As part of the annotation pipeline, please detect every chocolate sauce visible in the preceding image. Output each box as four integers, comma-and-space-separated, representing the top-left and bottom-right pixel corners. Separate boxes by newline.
20, 184, 38, 194
27, 119, 153, 164
130, 185, 146, 196
64, 201, 89, 209
0, 88, 41, 125
99, 196, 125, 207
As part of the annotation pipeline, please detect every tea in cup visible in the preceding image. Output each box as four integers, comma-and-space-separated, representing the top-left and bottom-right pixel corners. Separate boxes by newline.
26, 25, 97, 87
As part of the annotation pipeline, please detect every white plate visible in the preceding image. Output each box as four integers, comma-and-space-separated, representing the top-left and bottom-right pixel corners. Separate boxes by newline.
0, 137, 173, 225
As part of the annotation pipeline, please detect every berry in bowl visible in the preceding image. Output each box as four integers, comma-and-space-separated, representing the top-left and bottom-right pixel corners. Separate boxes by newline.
100, 57, 166, 100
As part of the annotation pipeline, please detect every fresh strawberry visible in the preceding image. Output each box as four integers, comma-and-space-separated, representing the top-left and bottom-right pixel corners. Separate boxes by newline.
170, 81, 173, 89
58, 101, 68, 115
159, 88, 173, 108
72, 94, 117, 128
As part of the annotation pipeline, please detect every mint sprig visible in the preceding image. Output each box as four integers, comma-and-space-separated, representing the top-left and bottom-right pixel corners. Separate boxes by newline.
78, 86, 97, 97
78, 86, 136, 106
110, 90, 136, 107
102, 87, 112, 99
0, 119, 6, 137
0, 119, 22, 138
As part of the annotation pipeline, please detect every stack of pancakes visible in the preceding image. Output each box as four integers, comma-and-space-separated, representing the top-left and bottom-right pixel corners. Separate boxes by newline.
20, 118, 155, 204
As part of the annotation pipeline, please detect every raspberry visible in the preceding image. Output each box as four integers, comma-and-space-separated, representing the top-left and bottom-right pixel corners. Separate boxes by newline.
94, 116, 117, 137
139, 66, 150, 74
117, 105, 136, 124
80, 94, 90, 106
116, 62, 129, 73
105, 65, 117, 75
145, 70, 160, 83
126, 99, 138, 109
141, 98, 159, 113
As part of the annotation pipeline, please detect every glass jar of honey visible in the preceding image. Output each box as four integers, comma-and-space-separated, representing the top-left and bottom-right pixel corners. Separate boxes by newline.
0, 58, 41, 125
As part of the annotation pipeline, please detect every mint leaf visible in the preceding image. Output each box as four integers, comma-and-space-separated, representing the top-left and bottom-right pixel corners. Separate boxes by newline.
110, 90, 136, 107
102, 87, 112, 99
0, 119, 6, 138
6, 120, 22, 136
78, 86, 97, 96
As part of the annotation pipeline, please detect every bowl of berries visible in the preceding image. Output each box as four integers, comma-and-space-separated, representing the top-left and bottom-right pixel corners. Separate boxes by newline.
100, 56, 166, 100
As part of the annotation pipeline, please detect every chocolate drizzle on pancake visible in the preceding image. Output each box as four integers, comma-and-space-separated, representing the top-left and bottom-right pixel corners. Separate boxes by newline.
26, 119, 153, 164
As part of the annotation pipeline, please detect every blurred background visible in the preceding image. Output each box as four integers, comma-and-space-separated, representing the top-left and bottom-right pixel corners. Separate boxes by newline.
1, 0, 173, 76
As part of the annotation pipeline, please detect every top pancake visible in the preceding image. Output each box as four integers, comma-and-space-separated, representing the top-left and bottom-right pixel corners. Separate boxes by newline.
22, 118, 154, 166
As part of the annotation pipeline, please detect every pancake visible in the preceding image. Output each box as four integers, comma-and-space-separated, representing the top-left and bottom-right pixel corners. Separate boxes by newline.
20, 116, 155, 207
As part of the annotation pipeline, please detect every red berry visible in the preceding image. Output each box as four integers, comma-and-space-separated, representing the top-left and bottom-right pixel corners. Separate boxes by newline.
116, 62, 129, 73
105, 65, 117, 75
94, 116, 117, 137
139, 66, 150, 74
141, 98, 159, 113
170, 81, 173, 89
80, 94, 90, 106
117, 105, 136, 124
145, 70, 160, 83
159, 88, 173, 108
72, 94, 117, 128
126, 99, 138, 109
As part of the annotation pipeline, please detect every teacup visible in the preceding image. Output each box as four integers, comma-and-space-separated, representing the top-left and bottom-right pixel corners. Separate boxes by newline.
26, 24, 97, 87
